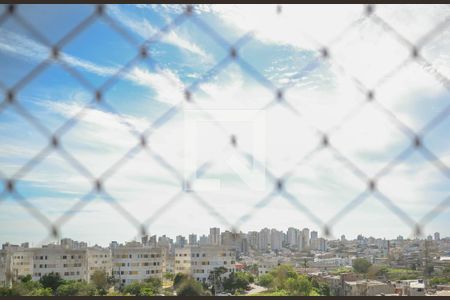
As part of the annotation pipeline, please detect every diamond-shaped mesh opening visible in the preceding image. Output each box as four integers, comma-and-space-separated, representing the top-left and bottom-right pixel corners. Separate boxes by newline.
285, 150, 368, 222
16, 4, 95, 45
0, 197, 50, 242
377, 151, 450, 221
59, 104, 141, 177
375, 62, 450, 132
15, 63, 95, 131
0, 17, 51, 89
331, 194, 413, 239
329, 103, 412, 177
0, 105, 48, 178
375, 5, 450, 45
330, 17, 411, 88
420, 25, 450, 80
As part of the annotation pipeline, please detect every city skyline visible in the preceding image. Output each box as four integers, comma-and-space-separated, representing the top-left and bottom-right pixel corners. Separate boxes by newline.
1, 4, 450, 246
1, 226, 446, 249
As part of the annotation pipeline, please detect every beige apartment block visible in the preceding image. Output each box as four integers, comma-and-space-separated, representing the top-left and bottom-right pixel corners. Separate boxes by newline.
111, 244, 164, 286
174, 245, 236, 283
32, 246, 111, 282
344, 279, 395, 296
9, 249, 34, 282
1, 244, 111, 285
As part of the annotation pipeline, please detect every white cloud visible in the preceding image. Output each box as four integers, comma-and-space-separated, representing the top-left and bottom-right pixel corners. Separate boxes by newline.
0, 28, 185, 106
1, 5, 450, 244
107, 5, 210, 59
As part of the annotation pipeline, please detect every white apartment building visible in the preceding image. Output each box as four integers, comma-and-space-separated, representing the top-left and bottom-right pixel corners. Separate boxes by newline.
302, 228, 310, 249
0, 243, 111, 285
198, 235, 209, 246
258, 228, 270, 251
209, 228, 221, 246
435, 232, 440, 241
32, 246, 111, 282
287, 228, 299, 247
111, 244, 164, 286
393, 279, 425, 296
247, 231, 258, 249
10, 249, 34, 282
343, 280, 394, 296
257, 256, 280, 276
310, 256, 351, 268
310, 238, 327, 252
188, 234, 197, 245
0, 250, 8, 287
270, 229, 283, 251
174, 245, 236, 283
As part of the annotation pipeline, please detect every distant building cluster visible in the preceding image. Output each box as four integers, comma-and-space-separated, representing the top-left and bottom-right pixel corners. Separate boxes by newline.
1, 228, 449, 296
0, 226, 325, 288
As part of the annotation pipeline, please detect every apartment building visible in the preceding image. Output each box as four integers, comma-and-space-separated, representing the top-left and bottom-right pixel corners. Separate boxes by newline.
174, 245, 236, 283
0, 250, 8, 287
0, 242, 111, 285
188, 234, 197, 245
111, 244, 164, 286
287, 227, 301, 249
343, 280, 394, 296
10, 248, 34, 282
310, 237, 327, 252
32, 245, 111, 282
209, 228, 221, 246
257, 256, 280, 276
302, 228, 310, 249
221, 231, 249, 256
270, 229, 283, 251
258, 228, 270, 251
32, 246, 87, 281
247, 231, 258, 249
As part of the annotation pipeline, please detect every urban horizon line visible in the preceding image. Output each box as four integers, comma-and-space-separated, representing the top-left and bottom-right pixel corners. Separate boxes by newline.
2, 226, 446, 249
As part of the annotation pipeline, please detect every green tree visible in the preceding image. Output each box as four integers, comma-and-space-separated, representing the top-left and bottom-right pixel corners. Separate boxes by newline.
269, 264, 298, 290
176, 278, 209, 296
208, 266, 228, 294
18, 274, 32, 283
164, 272, 175, 281
257, 273, 274, 288
223, 271, 254, 294
122, 281, 141, 296
11, 280, 47, 296
352, 258, 372, 274
106, 289, 125, 296
27, 287, 53, 296
91, 270, 109, 292
424, 265, 434, 276
245, 264, 259, 276
286, 276, 312, 296
140, 287, 157, 296
173, 273, 189, 289
311, 278, 330, 296
122, 278, 161, 296
0, 287, 13, 296
257, 264, 315, 296
39, 272, 64, 292
55, 281, 98, 296
429, 277, 450, 286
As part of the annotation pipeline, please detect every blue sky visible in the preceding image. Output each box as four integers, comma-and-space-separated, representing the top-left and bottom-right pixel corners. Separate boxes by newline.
1, 4, 450, 246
